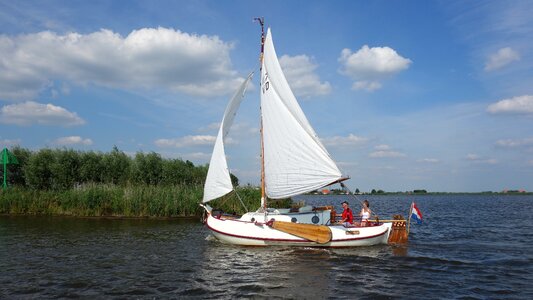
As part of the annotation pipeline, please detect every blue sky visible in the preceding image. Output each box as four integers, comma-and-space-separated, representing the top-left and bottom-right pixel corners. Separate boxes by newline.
0, 0, 532, 192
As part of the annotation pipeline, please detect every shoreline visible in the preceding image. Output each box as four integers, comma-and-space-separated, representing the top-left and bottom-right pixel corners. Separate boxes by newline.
0, 213, 200, 220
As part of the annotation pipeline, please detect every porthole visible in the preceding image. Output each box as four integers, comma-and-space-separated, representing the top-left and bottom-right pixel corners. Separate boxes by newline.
251, 218, 255, 222
291, 217, 297, 223
312, 216, 319, 224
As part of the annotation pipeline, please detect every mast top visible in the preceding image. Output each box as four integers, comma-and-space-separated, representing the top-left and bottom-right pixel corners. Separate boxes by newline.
254, 17, 265, 68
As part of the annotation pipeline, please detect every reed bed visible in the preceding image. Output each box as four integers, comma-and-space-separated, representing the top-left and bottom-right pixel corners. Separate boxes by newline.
0, 184, 290, 217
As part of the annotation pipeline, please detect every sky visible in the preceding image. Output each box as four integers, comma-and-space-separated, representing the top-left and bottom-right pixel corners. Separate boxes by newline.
0, 0, 532, 192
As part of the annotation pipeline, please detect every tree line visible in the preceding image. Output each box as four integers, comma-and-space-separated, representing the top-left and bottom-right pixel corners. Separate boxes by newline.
3, 146, 237, 191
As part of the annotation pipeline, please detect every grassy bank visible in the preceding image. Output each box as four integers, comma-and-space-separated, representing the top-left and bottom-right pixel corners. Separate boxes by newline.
0, 184, 287, 217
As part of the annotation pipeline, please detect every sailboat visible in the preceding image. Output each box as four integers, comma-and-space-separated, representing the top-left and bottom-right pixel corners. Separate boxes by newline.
200, 21, 401, 247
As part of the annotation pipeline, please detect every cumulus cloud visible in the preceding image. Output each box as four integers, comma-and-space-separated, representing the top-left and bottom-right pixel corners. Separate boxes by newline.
487, 95, 533, 115
155, 135, 217, 148
466, 153, 497, 164
352, 81, 382, 91
180, 152, 212, 161
0, 101, 85, 126
338, 45, 411, 91
279, 54, 331, 97
321, 134, 368, 147
0, 27, 244, 101
197, 122, 222, 133
418, 158, 440, 163
484, 47, 520, 71
496, 137, 533, 148
54, 136, 93, 146
374, 144, 391, 151
369, 144, 406, 158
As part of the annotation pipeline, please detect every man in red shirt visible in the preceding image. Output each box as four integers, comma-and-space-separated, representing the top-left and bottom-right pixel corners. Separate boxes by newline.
339, 201, 353, 226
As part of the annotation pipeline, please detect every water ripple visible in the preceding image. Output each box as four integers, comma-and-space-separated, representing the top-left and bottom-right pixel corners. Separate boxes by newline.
1, 195, 533, 298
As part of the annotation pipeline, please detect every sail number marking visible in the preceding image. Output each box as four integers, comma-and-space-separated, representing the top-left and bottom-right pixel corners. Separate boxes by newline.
262, 72, 270, 94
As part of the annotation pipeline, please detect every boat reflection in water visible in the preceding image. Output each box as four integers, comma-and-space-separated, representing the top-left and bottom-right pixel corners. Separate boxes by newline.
198, 235, 410, 298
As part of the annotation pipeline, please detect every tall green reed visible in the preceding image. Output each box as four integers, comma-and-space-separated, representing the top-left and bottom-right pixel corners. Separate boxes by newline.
0, 184, 288, 217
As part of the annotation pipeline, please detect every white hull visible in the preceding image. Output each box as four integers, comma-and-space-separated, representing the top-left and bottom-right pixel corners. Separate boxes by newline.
205, 212, 392, 247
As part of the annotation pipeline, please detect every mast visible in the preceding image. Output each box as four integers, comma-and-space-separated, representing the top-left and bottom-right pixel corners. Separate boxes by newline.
254, 17, 267, 211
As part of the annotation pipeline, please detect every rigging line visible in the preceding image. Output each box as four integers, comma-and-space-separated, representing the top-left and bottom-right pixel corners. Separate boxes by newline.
340, 183, 379, 218
214, 190, 247, 214
232, 188, 249, 213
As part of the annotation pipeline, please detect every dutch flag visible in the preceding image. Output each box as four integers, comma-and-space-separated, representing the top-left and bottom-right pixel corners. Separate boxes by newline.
411, 202, 423, 224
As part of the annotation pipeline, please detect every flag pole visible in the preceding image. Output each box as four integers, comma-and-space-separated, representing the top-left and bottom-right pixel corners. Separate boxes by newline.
407, 202, 414, 235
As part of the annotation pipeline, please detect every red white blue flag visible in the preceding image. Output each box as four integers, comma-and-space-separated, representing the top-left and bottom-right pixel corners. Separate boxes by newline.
411, 202, 423, 224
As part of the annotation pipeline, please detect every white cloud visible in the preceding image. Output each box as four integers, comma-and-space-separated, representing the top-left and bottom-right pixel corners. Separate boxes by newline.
338, 45, 411, 91
197, 122, 221, 133
0, 138, 21, 146
180, 152, 212, 161
466, 153, 497, 164
484, 47, 520, 71
352, 81, 382, 91
496, 137, 533, 148
154, 135, 217, 148
418, 158, 440, 163
369, 151, 406, 158
0, 101, 85, 126
374, 144, 391, 151
196, 122, 258, 141
279, 54, 331, 97
369, 144, 406, 158
225, 122, 259, 137
0, 27, 243, 101
54, 136, 93, 146
487, 95, 533, 115
337, 161, 359, 168
322, 134, 368, 146
466, 153, 480, 160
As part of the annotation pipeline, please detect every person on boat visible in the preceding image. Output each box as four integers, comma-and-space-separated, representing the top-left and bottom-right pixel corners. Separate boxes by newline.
338, 201, 353, 226
359, 200, 372, 227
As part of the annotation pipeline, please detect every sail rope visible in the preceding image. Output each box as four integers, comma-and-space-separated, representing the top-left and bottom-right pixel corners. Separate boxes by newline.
340, 182, 379, 218
233, 188, 249, 213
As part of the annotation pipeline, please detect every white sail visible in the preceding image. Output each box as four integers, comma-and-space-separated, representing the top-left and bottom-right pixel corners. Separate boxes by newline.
261, 28, 342, 199
202, 73, 253, 203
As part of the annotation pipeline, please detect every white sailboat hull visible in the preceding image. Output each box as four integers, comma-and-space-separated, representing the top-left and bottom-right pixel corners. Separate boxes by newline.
205, 213, 392, 247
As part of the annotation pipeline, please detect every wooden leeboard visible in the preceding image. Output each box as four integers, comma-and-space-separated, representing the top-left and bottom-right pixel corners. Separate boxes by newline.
388, 218, 409, 245
271, 221, 332, 244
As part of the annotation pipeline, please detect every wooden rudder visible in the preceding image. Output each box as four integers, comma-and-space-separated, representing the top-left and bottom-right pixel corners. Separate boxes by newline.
387, 214, 409, 245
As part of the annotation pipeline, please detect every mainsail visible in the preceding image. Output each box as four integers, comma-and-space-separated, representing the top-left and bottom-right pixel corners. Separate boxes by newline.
202, 73, 253, 203
260, 29, 343, 199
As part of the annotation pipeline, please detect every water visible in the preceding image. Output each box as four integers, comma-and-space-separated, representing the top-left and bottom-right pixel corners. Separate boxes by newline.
1, 195, 532, 299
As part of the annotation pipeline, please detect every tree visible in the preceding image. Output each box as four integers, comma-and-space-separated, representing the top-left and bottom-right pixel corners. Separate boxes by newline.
131, 152, 163, 185
25, 149, 54, 190
10, 146, 31, 187
79, 151, 104, 183
162, 158, 189, 185
102, 146, 131, 185
51, 149, 81, 190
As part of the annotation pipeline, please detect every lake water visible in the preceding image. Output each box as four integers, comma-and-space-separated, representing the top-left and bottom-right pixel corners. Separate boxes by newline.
1, 195, 532, 299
